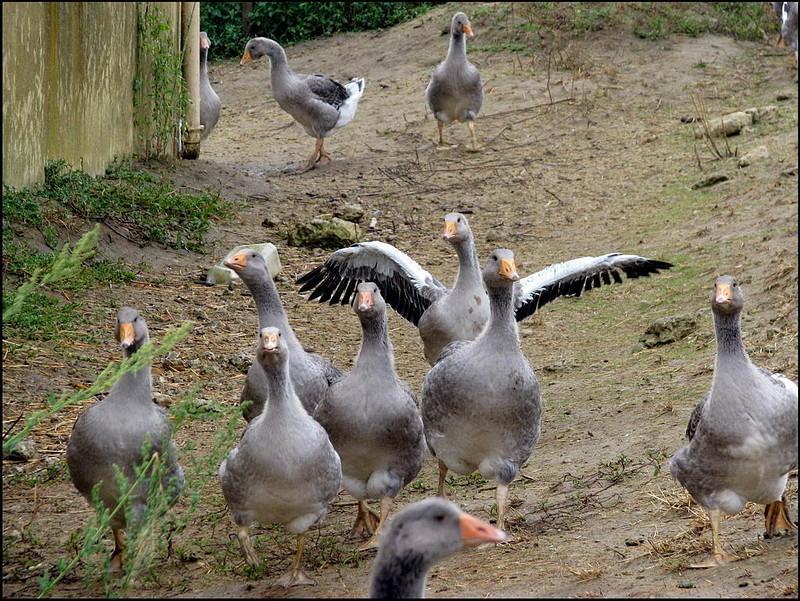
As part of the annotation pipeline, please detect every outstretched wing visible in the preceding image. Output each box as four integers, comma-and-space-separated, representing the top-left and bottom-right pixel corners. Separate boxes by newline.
296, 241, 448, 326
304, 74, 349, 110
514, 253, 673, 322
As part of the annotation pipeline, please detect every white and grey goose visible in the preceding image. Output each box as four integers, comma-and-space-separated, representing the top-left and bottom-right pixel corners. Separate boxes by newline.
297, 212, 673, 365
781, 2, 798, 64
421, 250, 541, 530
199, 31, 221, 140
66, 307, 185, 572
314, 282, 427, 550
669, 275, 797, 568
426, 12, 483, 150
219, 326, 342, 586
369, 498, 506, 599
240, 37, 365, 170
224, 249, 341, 422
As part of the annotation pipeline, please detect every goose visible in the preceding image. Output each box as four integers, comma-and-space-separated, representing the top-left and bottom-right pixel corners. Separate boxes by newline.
224, 249, 341, 421
369, 498, 506, 599
66, 307, 185, 572
297, 212, 674, 365
782, 2, 798, 64
773, 2, 786, 46
426, 12, 483, 150
240, 37, 365, 170
219, 326, 342, 586
421, 250, 541, 530
314, 282, 427, 550
199, 31, 221, 140
669, 275, 797, 568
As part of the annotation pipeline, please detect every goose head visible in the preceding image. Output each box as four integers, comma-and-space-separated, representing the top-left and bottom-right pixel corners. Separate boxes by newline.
451, 12, 474, 37
354, 282, 385, 320
257, 326, 286, 368
223, 249, 268, 285
442, 212, 472, 245
240, 37, 283, 65
115, 307, 149, 356
483, 249, 520, 289
711, 275, 744, 316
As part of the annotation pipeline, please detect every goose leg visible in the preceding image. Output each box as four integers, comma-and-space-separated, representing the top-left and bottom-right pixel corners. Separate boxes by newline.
318, 139, 333, 164
235, 525, 260, 567
358, 497, 393, 550
776, 32, 784, 47
467, 120, 482, 151
437, 460, 449, 498
109, 528, 124, 573
350, 500, 380, 538
495, 483, 509, 531
275, 533, 315, 587
304, 138, 324, 171
437, 120, 444, 145
764, 495, 796, 538
689, 509, 738, 568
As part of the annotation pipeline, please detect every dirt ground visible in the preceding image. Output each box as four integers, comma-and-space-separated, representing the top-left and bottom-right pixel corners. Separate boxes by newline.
3, 3, 798, 598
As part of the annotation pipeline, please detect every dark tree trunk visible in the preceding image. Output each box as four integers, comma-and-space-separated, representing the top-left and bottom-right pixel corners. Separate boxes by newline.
241, 2, 254, 37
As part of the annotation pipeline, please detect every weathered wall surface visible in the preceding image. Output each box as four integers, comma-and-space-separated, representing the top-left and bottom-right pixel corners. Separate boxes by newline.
2, 2, 183, 189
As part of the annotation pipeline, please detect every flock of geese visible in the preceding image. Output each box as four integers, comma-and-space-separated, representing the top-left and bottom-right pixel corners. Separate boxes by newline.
61, 8, 797, 600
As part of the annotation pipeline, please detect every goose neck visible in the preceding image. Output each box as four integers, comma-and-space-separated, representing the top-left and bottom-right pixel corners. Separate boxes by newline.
355, 314, 395, 375
261, 359, 301, 416
241, 271, 301, 349
484, 284, 519, 344
446, 31, 467, 64
713, 310, 748, 362
451, 237, 482, 292
370, 549, 429, 599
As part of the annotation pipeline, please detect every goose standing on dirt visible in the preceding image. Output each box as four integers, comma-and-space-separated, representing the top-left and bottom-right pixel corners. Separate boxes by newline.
369, 498, 506, 599
297, 213, 673, 365
224, 249, 341, 421
314, 283, 427, 550
66, 307, 185, 572
421, 250, 541, 530
199, 31, 221, 140
240, 37, 365, 170
426, 12, 483, 150
219, 326, 342, 586
669, 276, 797, 568
781, 2, 798, 65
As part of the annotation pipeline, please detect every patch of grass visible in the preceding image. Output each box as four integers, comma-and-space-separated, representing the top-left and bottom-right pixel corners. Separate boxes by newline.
634, 13, 667, 40
573, 6, 612, 32
2, 290, 79, 341
711, 2, 776, 41
472, 41, 528, 54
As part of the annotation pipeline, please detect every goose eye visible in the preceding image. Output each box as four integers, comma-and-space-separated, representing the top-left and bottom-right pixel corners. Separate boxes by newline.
491, 254, 497, 261
434, 513, 445, 522
134, 316, 139, 322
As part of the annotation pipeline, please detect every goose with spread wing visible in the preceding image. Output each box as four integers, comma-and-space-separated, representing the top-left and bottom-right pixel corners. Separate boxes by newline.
297, 213, 673, 365
240, 37, 365, 170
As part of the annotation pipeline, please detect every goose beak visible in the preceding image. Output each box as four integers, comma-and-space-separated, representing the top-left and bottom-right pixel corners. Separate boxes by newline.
459, 512, 506, 546
714, 283, 732, 305
223, 251, 248, 272
200, 36, 210, 50
498, 258, 519, 281
443, 221, 457, 240
240, 50, 252, 66
357, 291, 374, 311
463, 23, 474, 37
118, 322, 136, 349
261, 331, 280, 352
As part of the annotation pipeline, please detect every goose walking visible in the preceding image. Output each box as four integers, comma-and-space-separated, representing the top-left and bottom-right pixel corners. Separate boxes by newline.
426, 12, 483, 150
224, 249, 341, 421
199, 31, 221, 140
240, 37, 365, 170
669, 276, 797, 568
219, 326, 342, 586
314, 282, 427, 549
66, 307, 184, 572
297, 213, 673, 365
421, 250, 541, 530
369, 498, 506, 599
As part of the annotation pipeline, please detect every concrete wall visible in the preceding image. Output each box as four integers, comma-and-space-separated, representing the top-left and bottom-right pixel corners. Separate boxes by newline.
2, 2, 181, 189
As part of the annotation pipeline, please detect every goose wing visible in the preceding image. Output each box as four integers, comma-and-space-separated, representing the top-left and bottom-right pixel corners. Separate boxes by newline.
297, 241, 448, 326
303, 74, 349, 110
685, 393, 708, 441
514, 253, 673, 321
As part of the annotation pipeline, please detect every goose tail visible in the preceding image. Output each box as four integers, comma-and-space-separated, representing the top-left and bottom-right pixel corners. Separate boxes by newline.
336, 78, 366, 128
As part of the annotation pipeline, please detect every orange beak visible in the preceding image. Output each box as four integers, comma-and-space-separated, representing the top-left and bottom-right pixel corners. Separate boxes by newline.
261, 331, 280, 352
223, 251, 248, 272
714, 283, 732, 305
463, 23, 474, 37
240, 50, 252, 66
118, 322, 135, 349
459, 512, 506, 546
498, 258, 519, 281
357, 291, 374, 311
443, 220, 457, 239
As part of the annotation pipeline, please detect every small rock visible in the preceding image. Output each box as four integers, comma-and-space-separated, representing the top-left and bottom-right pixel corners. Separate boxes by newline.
624, 537, 645, 547
694, 111, 752, 138
743, 105, 778, 123
738, 145, 769, 168
691, 173, 729, 189
228, 352, 254, 374
261, 215, 279, 228
368, 217, 378, 230
334, 202, 365, 223
4, 437, 37, 461
677, 581, 696, 589
781, 166, 797, 177
206, 243, 282, 285
776, 91, 793, 101
285, 214, 360, 249
638, 314, 698, 348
